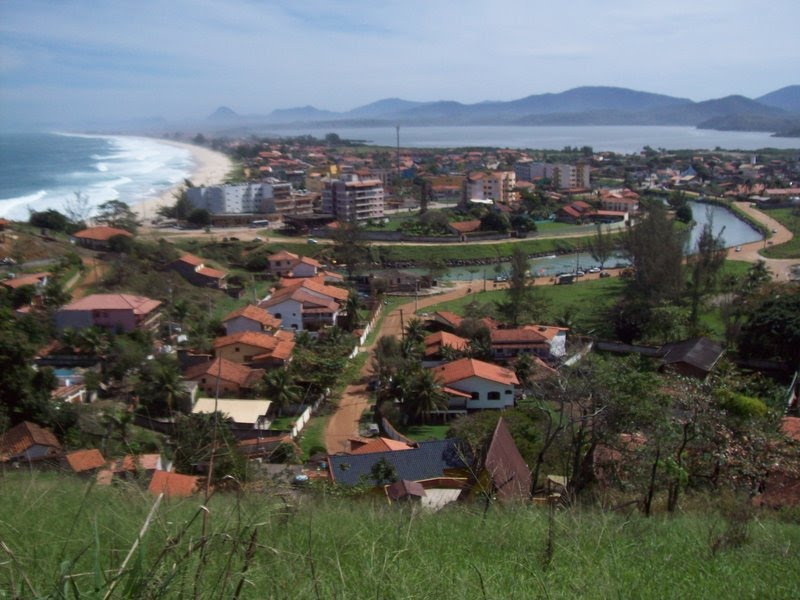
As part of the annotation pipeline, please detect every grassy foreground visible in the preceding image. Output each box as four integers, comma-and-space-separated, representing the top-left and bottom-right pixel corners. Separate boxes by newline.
2, 472, 799, 599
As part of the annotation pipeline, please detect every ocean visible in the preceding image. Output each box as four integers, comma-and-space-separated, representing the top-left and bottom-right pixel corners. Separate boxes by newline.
0, 133, 194, 220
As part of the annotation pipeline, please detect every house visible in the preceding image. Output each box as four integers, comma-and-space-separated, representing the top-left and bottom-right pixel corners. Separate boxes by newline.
166, 253, 227, 289
259, 279, 349, 331
368, 269, 424, 293
191, 398, 272, 429
348, 437, 415, 455
448, 220, 482, 241
213, 331, 295, 368
0, 271, 49, 292
386, 479, 427, 503
183, 357, 265, 397
289, 256, 322, 278
71, 226, 133, 250
423, 331, 470, 363
475, 417, 532, 503
268, 250, 300, 277
148, 470, 203, 498
97, 453, 163, 484
431, 358, 519, 411
54, 293, 162, 333
327, 439, 472, 486
0, 421, 62, 464
221, 304, 282, 335
659, 337, 724, 379
62, 448, 106, 476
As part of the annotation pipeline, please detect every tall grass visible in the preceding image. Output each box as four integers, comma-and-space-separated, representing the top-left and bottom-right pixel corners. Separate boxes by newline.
2, 472, 799, 599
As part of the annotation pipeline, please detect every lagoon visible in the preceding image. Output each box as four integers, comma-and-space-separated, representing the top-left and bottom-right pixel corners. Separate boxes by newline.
263, 125, 800, 154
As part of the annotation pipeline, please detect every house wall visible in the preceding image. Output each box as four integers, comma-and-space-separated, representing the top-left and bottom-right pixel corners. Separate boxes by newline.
450, 375, 515, 410
54, 309, 94, 331
264, 298, 304, 330
550, 332, 567, 358
191, 376, 242, 397
292, 262, 318, 278
224, 316, 262, 335
217, 342, 268, 364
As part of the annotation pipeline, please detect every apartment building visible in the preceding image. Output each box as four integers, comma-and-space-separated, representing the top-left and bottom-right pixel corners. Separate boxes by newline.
321, 175, 385, 222
463, 171, 517, 204
186, 181, 294, 215
515, 161, 590, 190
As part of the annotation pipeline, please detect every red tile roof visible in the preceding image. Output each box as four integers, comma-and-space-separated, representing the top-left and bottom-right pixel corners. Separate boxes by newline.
148, 470, 202, 498
424, 331, 470, 357
491, 328, 547, 344
213, 331, 295, 361
484, 417, 531, 502
268, 250, 299, 262
73, 226, 133, 241
64, 448, 106, 473
222, 304, 281, 329
113, 453, 162, 473
61, 293, 161, 315
178, 253, 205, 267
432, 358, 519, 387
350, 437, 414, 455
0, 421, 61, 460
183, 358, 264, 388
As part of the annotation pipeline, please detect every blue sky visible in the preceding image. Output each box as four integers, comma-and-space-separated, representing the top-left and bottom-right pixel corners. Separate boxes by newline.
1, 0, 798, 127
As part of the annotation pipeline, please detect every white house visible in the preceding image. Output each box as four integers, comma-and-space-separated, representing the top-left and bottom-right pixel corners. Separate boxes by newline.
221, 304, 282, 335
430, 358, 519, 411
258, 279, 349, 332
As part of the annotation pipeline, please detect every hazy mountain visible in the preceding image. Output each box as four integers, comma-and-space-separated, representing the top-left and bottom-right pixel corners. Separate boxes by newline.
197, 85, 800, 134
346, 98, 425, 118
207, 106, 240, 121
757, 85, 800, 113
267, 105, 338, 123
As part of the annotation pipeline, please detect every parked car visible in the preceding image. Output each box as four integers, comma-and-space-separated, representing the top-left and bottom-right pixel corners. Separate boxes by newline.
307, 239, 318, 244
588, 267, 601, 273
599, 271, 611, 278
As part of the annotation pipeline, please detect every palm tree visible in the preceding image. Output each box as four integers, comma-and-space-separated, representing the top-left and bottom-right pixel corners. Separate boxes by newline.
261, 369, 302, 417
404, 317, 426, 344
403, 367, 447, 424
340, 291, 362, 332
136, 355, 189, 416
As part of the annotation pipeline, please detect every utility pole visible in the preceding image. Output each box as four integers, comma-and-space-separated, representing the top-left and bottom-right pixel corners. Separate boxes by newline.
396, 125, 401, 182
399, 308, 405, 342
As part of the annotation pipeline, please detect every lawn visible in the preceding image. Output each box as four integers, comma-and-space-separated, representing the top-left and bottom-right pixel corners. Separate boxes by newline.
399, 423, 451, 441
298, 415, 327, 459
761, 207, 800, 259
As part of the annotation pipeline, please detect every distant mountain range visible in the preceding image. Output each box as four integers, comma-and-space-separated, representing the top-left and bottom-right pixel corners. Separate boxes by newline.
206, 85, 800, 136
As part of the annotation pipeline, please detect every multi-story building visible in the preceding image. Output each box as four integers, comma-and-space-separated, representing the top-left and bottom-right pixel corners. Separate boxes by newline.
187, 181, 297, 214
322, 175, 385, 222
463, 171, 517, 205
515, 161, 590, 190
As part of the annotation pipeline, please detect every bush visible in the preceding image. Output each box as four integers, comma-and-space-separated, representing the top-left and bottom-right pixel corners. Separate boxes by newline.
716, 390, 768, 418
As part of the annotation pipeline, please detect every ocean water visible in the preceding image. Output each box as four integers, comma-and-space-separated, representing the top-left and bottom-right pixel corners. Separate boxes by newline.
0, 133, 194, 220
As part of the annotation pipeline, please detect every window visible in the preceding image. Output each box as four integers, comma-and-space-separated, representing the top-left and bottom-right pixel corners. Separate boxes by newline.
505, 389, 512, 394
274, 313, 282, 319
488, 391, 501, 400
470, 392, 480, 400
235, 347, 240, 352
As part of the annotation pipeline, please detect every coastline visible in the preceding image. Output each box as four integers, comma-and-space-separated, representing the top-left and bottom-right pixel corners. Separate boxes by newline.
133, 139, 233, 223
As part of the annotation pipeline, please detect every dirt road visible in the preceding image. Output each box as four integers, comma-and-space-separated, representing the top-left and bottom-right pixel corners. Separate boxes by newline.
323, 282, 475, 454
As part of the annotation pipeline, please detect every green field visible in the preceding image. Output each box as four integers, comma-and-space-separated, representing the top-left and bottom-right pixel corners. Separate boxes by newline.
762, 208, 800, 259
2, 472, 799, 599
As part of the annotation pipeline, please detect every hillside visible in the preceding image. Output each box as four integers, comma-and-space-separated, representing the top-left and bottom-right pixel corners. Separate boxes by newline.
3, 472, 800, 599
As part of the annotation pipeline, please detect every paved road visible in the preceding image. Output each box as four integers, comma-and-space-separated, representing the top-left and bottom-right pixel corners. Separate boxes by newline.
727, 202, 797, 281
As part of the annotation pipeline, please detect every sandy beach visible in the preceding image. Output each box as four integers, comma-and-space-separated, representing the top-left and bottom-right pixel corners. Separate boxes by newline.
133, 139, 233, 223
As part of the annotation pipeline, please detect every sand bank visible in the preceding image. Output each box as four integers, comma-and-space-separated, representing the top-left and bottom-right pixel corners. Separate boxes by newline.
134, 140, 233, 223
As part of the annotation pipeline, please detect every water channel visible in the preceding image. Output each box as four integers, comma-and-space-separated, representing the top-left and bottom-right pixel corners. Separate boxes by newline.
430, 201, 764, 282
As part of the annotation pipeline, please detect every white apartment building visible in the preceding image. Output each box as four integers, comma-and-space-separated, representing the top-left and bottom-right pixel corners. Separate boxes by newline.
463, 171, 517, 204
186, 182, 291, 215
515, 161, 590, 190
322, 175, 385, 222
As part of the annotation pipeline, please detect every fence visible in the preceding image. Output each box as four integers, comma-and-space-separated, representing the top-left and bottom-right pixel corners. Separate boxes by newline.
290, 406, 313, 438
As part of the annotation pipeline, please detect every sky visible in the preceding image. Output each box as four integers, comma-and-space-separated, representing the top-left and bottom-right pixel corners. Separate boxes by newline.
1, 0, 798, 128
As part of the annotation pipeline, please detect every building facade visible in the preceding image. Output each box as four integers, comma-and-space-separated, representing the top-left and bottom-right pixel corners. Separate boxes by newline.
515, 161, 590, 190
321, 175, 385, 222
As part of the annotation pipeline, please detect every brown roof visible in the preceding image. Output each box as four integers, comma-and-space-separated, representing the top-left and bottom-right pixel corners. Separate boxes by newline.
148, 470, 202, 498
73, 226, 133, 241
112, 453, 162, 473
214, 331, 285, 351
222, 304, 281, 329
387, 479, 427, 500
449, 220, 482, 234
64, 448, 106, 473
61, 293, 161, 315
483, 417, 532, 502
268, 250, 299, 262
432, 358, 519, 387
197, 266, 227, 280
522, 325, 568, 340
491, 328, 547, 345
0, 272, 49, 290
183, 358, 264, 388
178, 253, 205, 267
0, 421, 61, 460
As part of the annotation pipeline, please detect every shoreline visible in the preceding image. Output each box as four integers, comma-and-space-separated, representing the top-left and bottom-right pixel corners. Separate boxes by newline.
133, 139, 234, 223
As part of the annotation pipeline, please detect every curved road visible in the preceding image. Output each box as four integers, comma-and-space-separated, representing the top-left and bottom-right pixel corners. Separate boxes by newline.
727, 201, 797, 281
